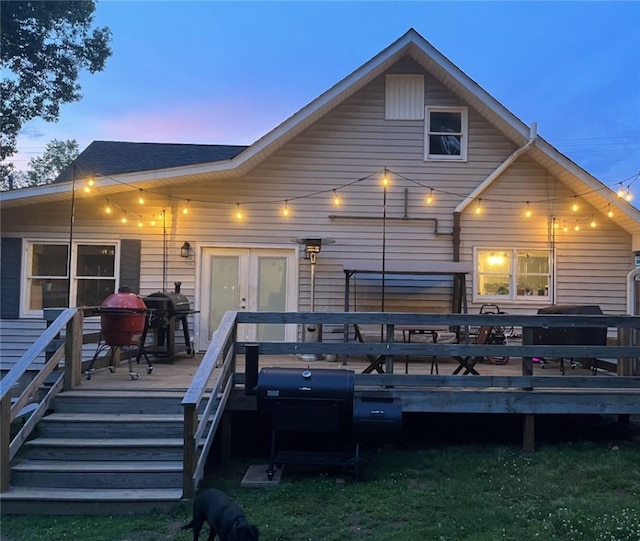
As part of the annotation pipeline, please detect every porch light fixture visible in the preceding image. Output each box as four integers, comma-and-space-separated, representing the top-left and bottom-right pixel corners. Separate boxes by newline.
181, 241, 191, 258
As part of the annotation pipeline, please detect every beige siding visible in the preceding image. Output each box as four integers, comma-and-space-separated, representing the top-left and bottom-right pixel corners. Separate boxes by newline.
1, 58, 633, 335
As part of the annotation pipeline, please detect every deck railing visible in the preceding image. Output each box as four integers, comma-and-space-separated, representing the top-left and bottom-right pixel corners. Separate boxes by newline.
0, 308, 84, 492
181, 310, 640, 495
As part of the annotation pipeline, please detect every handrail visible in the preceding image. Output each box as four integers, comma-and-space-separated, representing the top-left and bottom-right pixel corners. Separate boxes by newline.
0, 308, 84, 492
181, 309, 639, 496
181, 310, 238, 498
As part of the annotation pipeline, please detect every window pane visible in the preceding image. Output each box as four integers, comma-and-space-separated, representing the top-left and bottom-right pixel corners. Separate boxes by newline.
30, 278, 69, 310
477, 251, 510, 273
430, 111, 461, 133
76, 245, 116, 277
517, 252, 549, 274
478, 275, 510, 296
517, 277, 549, 296
429, 135, 461, 156
76, 278, 116, 307
31, 244, 68, 276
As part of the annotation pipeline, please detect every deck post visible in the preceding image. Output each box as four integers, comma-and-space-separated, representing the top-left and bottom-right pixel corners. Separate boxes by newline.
522, 414, 535, 453
64, 310, 83, 391
617, 327, 636, 376
183, 403, 198, 499
0, 394, 10, 492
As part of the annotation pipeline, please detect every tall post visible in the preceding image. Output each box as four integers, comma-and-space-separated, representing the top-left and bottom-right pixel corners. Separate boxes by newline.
67, 165, 77, 307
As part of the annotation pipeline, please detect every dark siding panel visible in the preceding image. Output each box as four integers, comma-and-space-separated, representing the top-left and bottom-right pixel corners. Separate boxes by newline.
1, 238, 22, 318
119, 239, 141, 294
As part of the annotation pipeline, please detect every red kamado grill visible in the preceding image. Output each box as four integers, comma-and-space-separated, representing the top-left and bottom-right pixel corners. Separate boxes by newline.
255, 367, 402, 480
137, 282, 197, 363
85, 287, 153, 381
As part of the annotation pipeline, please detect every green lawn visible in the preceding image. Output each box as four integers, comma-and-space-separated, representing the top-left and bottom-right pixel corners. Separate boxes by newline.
2, 417, 639, 541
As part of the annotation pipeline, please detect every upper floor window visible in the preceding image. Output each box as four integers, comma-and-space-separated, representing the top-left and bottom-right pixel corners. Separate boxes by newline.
24, 241, 117, 316
425, 106, 468, 161
474, 248, 551, 302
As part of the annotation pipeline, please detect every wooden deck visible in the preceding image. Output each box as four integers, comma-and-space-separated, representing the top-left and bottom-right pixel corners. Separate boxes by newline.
78, 348, 602, 392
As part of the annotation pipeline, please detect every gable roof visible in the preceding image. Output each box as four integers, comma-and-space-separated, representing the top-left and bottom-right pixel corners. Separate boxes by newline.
2, 28, 639, 238
54, 141, 248, 183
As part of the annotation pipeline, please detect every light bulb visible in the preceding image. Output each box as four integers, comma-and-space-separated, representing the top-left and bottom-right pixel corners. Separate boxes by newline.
235, 204, 243, 220
426, 189, 434, 205
138, 190, 144, 205
333, 190, 341, 206
607, 205, 614, 218
282, 202, 290, 217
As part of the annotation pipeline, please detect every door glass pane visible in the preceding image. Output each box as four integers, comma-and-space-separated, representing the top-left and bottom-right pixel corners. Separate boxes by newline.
256, 256, 287, 341
208, 256, 240, 340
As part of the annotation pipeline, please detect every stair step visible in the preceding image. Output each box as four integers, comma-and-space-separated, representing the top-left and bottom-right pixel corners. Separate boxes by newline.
13, 460, 182, 472
11, 460, 183, 489
0, 487, 184, 515
52, 390, 189, 414
38, 413, 188, 438
23, 438, 184, 461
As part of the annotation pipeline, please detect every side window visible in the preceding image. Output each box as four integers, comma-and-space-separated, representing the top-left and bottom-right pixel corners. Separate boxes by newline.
425, 106, 468, 161
475, 249, 551, 302
24, 241, 118, 315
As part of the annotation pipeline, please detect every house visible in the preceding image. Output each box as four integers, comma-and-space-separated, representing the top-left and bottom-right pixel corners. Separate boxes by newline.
2, 28, 640, 371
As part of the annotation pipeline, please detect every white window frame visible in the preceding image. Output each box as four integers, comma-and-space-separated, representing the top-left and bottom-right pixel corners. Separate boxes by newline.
22, 239, 120, 317
424, 106, 468, 161
473, 247, 552, 304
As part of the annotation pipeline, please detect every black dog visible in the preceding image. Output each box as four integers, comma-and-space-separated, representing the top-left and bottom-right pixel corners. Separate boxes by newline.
182, 488, 259, 541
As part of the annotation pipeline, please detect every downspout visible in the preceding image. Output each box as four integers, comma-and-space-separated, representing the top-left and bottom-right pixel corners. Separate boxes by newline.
452, 123, 538, 260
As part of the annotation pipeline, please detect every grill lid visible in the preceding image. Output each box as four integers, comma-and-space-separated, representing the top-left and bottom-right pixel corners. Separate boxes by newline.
143, 291, 190, 312
99, 291, 147, 313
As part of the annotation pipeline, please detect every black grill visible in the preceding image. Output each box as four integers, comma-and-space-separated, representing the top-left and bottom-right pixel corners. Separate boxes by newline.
256, 367, 402, 480
142, 291, 191, 313
137, 282, 197, 362
527, 304, 607, 373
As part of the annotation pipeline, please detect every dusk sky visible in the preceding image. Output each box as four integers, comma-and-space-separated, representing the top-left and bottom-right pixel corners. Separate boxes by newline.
11, 1, 640, 193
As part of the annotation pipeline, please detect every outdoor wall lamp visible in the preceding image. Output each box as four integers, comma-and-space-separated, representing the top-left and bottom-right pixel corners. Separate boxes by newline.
180, 241, 191, 258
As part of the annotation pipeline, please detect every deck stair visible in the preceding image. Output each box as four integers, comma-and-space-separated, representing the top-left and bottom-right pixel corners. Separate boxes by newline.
1, 389, 207, 515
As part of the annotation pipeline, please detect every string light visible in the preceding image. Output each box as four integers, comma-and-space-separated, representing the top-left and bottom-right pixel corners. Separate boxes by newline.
574, 222, 580, 232
563, 220, 568, 232
382, 167, 390, 187
71, 165, 632, 235
137, 216, 143, 228
426, 188, 434, 205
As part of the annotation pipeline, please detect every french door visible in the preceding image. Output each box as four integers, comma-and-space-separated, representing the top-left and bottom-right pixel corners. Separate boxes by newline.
198, 247, 297, 350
